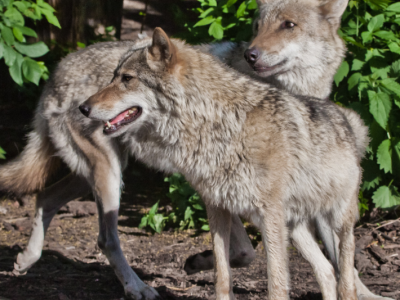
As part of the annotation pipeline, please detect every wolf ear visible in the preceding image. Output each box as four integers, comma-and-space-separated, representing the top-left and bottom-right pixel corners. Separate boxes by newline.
319, 0, 348, 30
148, 27, 177, 68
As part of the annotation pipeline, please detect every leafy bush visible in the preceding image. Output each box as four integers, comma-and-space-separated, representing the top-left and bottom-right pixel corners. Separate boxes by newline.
0, 0, 60, 86
333, 0, 400, 210
139, 173, 209, 234
173, 0, 257, 43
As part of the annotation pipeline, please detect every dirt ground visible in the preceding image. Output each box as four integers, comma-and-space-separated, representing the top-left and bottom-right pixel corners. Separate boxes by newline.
0, 0, 400, 299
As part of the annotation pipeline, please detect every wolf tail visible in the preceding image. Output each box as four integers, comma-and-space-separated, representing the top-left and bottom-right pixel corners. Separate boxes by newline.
0, 118, 59, 195
339, 107, 369, 161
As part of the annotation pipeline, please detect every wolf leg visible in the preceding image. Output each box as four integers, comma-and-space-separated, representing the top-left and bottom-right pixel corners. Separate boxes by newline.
258, 205, 289, 300
206, 205, 234, 300
335, 202, 357, 300
317, 216, 393, 300
14, 173, 91, 273
291, 222, 337, 300
90, 153, 159, 300
184, 214, 255, 274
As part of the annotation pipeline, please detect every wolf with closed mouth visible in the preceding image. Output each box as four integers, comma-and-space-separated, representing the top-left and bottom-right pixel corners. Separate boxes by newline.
81, 27, 362, 300
0, 0, 390, 299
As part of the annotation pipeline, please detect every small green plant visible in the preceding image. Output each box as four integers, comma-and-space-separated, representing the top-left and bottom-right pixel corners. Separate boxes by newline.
0, 0, 60, 86
139, 173, 209, 233
138, 201, 168, 234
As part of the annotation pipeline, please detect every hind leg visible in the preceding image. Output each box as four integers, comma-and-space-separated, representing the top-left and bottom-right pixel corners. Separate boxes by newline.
14, 173, 90, 273
291, 222, 337, 300
184, 214, 255, 274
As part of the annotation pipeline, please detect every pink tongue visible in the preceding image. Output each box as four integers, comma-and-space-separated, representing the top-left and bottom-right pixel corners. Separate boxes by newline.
110, 109, 129, 125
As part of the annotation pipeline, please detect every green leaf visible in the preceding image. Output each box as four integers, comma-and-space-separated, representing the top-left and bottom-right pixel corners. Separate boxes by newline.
37, 0, 55, 12
0, 42, 3, 60
247, 0, 257, 10
208, 0, 217, 6
22, 57, 42, 85
14, 41, 49, 57
16, 26, 37, 38
347, 72, 362, 90
352, 59, 365, 71
209, 20, 224, 40
387, 2, 400, 12
368, 90, 392, 130
373, 30, 395, 40
0, 147, 6, 159
334, 61, 349, 86
392, 60, 400, 75
192, 203, 204, 210
377, 139, 392, 173
148, 201, 159, 216
199, 7, 214, 18
2, 43, 17, 66
381, 78, 400, 97
367, 14, 385, 32
372, 185, 400, 209
388, 42, 400, 55
4, 7, 24, 26
1, 25, 15, 46
236, 1, 247, 18
153, 214, 165, 233
138, 215, 148, 229
184, 206, 194, 221
226, 0, 238, 7
40, 9, 61, 28
194, 16, 215, 27
201, 224, 210, 231
12, 1, 29, 12
76, 42, 85, 48
9, 52, 24, 85
361, 31, 373, 43
12, 27, 24, 42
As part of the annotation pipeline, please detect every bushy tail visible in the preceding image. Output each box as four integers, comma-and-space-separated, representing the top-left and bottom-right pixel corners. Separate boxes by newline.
0, 128, 59, 195
339, 107, 370, 161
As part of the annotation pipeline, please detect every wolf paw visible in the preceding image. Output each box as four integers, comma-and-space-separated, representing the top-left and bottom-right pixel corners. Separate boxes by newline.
358, 294, 394, 300
13, 250, 41, 274
184, 250, 214, 275
125, 285, 161, 300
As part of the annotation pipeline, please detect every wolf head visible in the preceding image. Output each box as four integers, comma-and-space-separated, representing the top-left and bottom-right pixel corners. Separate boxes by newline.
244, 0, 348, 98
78, 28, 184, 138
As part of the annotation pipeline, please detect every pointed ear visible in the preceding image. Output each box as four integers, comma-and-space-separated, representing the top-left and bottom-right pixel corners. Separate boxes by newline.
148, 27, 177, 68
319, 0, 348, 30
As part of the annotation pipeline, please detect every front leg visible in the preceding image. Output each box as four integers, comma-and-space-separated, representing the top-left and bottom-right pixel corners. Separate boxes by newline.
93, 167, 160, 300
258, 205, 289, 300
206, 204, 234, 300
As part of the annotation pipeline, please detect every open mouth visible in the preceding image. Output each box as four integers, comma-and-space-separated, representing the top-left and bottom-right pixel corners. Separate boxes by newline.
103, 106, 142, 135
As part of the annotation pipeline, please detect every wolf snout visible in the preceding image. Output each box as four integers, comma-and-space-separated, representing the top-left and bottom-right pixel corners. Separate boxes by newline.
79, 104, 91, 117
244, 47, 260, 65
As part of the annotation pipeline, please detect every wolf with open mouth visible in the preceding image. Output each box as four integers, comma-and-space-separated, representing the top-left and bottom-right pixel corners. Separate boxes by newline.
81, 27, 364, 300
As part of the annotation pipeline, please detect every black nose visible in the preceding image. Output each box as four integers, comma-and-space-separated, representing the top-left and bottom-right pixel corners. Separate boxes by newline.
244, 47, 260, 65
79, 104, 91, 117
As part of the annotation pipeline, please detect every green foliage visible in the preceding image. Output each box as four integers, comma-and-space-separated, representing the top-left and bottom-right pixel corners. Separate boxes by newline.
0, 0, 60, 86
139, 173, 209, 234
173, 0, 257, 43
165, 173, 209, 231
0, 147, 6, 159
138, 201, 169, 234
334, 0, 400, 209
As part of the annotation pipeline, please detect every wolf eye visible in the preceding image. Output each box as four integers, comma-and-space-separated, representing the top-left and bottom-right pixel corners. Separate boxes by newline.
281, 21, 296, 29
122, 74, 134, 82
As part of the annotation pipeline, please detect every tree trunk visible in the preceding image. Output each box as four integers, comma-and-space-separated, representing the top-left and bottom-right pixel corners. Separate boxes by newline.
37, 0, 124, 46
